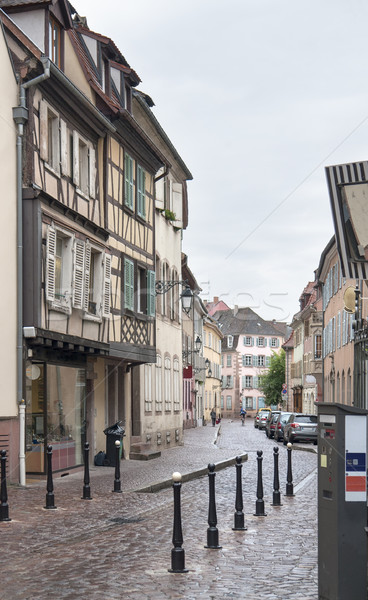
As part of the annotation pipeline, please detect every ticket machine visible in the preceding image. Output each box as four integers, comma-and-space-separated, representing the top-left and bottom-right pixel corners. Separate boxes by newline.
318, 403, 368, 600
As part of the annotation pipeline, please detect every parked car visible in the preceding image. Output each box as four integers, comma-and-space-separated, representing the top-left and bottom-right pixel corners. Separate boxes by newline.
254, 407, 271, 429
274, 412, 292, 442
258, 410, 271, 431
283, 413, 318, 445
265, 411, 281, 438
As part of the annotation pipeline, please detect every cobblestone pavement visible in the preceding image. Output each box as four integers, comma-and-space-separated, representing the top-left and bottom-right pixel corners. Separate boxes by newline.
1, 419, 317, 600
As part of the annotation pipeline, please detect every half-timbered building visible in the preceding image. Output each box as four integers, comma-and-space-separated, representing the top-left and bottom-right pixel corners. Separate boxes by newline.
0, 0, 176, 475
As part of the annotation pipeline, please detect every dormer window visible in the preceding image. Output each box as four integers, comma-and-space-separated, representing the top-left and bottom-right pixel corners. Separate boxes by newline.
227, 335, 233, 348
49, 16, 61, 67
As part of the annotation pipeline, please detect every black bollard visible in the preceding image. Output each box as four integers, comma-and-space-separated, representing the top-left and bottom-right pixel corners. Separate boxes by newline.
168, 472, 188, 573
232, 456, 247, 531
285, 442, 295, 497
112, 440, 122, 493
254, 450, 267, 516
44, 445, 57, 509
271, 447, 282, 506
204, 463, 222, 549
82, 442, 92, 500
0, 450, 11, 522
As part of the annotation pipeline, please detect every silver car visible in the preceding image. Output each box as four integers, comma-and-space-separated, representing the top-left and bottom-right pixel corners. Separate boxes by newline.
283, 413, 318, 445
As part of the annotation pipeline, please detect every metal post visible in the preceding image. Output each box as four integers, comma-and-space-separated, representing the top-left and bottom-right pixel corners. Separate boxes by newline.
113, 440, 122, 493
271, 446, 282, 506
44, 445, 57, 509
254, 450, 267, 516
168, 472, 188, 573
285, 442, 294, 497
205, 463, 222, 548
232, 456, 247, 531
82, 442, 92, 500
0, 450, 11, 522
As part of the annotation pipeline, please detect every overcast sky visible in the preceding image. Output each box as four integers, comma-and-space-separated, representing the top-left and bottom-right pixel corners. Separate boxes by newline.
75, 0, 368, 323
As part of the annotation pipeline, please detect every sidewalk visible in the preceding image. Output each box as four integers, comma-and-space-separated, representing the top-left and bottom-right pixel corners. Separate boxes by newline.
1, 420, 318, 600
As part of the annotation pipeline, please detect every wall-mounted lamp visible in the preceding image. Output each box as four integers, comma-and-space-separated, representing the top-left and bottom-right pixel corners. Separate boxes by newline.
194, 358, 212, 378
155, 280, 193, 315
182, 335, 202, 358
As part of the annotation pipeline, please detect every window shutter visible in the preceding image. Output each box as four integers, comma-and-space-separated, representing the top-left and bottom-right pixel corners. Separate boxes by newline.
229, 376, 233, 388
242, 375, 245, 389
266, 356, 271, 367
39, 100, 48, 161
137, 166, 146, 218
124, 154, 133, 209
83, 242, 91, 311
147, 269, 156, 317
124, 258, 134, 310
45, 227, 56, 302
251, 337, 254, 346
172, 182, 183, 227
254, 376, 258, 389
73, 130, 79, 186
89, 145, 96, 199
60, 119, 68, 175
253, 397, 257, 409
252, 355, 257, 367
102, 253, 112, 318
72, 239, 85, 309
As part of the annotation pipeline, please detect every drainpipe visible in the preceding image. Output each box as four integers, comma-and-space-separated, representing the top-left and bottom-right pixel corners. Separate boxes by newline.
13, 57, 50, 486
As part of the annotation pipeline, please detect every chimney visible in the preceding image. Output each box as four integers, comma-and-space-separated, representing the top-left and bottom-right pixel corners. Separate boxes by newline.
213, 296, 219, 304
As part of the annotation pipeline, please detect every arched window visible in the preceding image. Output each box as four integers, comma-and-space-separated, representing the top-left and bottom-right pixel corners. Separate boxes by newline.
173, 358, 180, 411
341, 370, 345, 404
164, 355, 171, 411
347, 369, 352, 404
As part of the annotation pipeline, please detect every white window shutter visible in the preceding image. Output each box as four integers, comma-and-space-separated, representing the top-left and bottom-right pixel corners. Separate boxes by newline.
172, 182, 183, 227
83, 242, 91, 311
73, 130, 79, 186
46, 227, 56, 302
103, 253, 112, 318
72, 239, 85, 309
60, 119, 68, 175
89, 144, 96, 199
147, 269, 155, 317
155, 168, 165, 209
39, 100, 48, 161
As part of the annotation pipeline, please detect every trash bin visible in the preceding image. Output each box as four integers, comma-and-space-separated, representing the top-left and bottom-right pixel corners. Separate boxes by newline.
103, 421, 125, 467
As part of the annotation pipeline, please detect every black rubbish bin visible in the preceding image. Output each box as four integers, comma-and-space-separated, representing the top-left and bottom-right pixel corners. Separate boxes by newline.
103, 421, 125, 467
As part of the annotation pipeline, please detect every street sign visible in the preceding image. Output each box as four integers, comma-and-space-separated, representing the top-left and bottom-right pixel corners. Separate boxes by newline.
282, 389, 287, 395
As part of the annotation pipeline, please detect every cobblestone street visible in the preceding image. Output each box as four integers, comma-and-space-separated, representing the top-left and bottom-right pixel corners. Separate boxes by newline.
1, 419, 317, 600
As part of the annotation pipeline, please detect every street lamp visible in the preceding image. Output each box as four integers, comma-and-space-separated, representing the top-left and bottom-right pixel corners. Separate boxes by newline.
155, 280, 193, 316
194, 358, 212, 378
182, 335, 202, 358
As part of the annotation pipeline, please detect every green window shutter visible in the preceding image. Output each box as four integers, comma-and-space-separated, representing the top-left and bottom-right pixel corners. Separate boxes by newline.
254, 376, 258, 389
137, 165, 146, 219
147, 269, 156, 317
124, 153, 133, 210
242, 375, 245, 389
252, 355, 257, 367
124, 258, 134, 310
265, 356, 271, 367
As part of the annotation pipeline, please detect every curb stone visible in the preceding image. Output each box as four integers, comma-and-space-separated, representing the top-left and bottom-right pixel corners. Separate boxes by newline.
134, 452, 248, 493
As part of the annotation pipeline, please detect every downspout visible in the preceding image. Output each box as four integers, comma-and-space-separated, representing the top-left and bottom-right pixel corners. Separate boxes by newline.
13, 57, 50, 486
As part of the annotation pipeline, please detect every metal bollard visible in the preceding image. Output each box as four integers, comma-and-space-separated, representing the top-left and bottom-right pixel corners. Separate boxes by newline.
254, 450, 267, 516
44, 445, 57, 509
285, 442, 295, 497
232, 456, 247, 531
168, 472, 188, 573
82, 442, 92, 500
204, 463, 222, 549
0, 450, 11, 522
112, 440, 122, 493
271, 447, 282, 506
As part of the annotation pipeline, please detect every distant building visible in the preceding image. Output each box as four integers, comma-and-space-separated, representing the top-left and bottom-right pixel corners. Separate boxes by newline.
214, 307, 285, 418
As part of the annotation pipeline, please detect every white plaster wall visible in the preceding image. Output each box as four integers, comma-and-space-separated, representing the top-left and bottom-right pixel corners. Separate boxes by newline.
9, 10, 45, 52
0, 30, 18, 417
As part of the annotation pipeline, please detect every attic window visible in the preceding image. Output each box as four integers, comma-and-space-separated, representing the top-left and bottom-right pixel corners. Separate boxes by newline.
227, 335, 233, 348
49, 16, 61, 67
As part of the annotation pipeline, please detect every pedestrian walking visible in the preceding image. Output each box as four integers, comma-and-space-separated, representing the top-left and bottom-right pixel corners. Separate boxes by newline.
240, 407, 246, 426
210, 408, 216, 427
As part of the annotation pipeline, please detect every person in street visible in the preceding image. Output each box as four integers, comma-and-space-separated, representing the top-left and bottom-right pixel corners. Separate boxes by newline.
240, 407, 246, 425
210, 408, 216, 426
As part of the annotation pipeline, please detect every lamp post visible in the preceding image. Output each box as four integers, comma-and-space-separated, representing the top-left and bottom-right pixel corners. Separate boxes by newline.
155, 280, 193, 316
